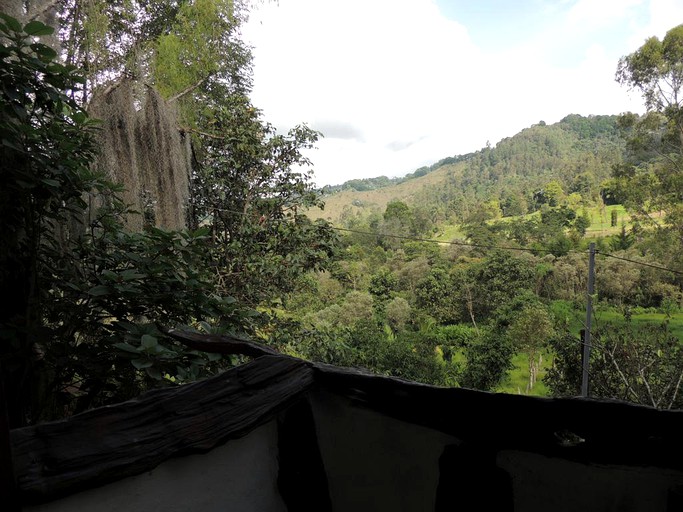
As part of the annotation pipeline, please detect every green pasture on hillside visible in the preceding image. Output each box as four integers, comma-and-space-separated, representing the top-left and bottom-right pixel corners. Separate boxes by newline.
434, 224, 465, 243
584, 204, 630, 237
551, 301, 683, 340
433, 204, 633, 244
591, 310, 683, 339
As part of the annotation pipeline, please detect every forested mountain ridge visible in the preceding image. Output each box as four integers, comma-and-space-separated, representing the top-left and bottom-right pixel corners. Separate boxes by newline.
312, 114, 624, 225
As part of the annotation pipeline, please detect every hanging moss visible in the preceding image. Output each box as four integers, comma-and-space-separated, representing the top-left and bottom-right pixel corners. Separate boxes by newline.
88, 80, 191, 231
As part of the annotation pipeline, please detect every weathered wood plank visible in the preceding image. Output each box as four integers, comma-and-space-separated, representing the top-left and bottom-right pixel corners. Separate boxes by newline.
160, 326, 280, 358
312, 362, 683, 470
12, 356, 314, 504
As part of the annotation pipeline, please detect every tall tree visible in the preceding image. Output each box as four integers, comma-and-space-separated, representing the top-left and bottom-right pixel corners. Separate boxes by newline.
616, 25, 683, 144
614, 24, 683, 271
189, 92, 338, 306
1, 14, 257, 424
0, 4, 339, 424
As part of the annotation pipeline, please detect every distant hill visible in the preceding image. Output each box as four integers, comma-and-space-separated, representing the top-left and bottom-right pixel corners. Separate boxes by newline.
310, 114, 624, 224
321, 153, 475, 194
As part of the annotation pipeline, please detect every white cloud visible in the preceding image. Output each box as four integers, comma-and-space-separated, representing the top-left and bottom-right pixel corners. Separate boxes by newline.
626, 0, 683, 49
243, 0, 663, 186
566, 0, 644, 29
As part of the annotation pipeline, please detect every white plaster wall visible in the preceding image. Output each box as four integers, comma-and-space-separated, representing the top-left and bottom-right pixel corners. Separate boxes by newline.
498, 450, 683, 512
310, 390, 460, 512
25, 421, 286, 512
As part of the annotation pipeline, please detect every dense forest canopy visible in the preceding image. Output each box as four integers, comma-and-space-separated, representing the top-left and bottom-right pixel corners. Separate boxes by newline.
1, 5, 683, 428
0, 2, 336, 427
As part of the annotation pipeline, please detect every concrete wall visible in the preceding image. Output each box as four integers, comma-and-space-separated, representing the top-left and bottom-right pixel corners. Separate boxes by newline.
499, 450, 683, 512
309, 390, 683, 512
20, 391, 683, 512
25, 422, 286, 512
310, 390, 460, 512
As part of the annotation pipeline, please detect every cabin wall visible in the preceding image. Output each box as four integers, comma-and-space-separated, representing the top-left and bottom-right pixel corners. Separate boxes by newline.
24, 421, 286, 512
12, 356, 683, 512
309, 390, 683, 512
498, 450, 683, 512
310, 389, 461, 512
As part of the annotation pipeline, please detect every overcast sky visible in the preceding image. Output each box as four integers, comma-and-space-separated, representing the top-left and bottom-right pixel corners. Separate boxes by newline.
242, 0, 683, 187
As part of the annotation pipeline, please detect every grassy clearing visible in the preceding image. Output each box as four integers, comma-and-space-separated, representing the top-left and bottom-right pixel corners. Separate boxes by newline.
499, 351, 551, 397
554, 301, 683, 339
583, 204, 630, 237
434, 224, 465, 242
592, 309, 683, 339
431, 204, 633, 245
490, 304, 683, 399
503, 306, 683, 399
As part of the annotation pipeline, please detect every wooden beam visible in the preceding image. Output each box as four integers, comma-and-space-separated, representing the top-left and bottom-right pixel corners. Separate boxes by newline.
12, 356, 313, 504
159, 326, 280, 358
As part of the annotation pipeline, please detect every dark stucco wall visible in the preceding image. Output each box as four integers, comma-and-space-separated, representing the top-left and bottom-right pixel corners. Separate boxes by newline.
12, 355, 683, 512
311, 389, 460, 512
309, 389, 683, 512
24, 422, 286, 512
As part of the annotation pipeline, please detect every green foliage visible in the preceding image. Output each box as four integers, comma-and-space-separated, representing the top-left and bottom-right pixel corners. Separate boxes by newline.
460, 329, 514, 391
546, 322, 683, 409
156, 0, 239, 94
0, 12, 333, 425
303, 291, 374, 331
59, 1, 180, 100
507, 305, 555, 390
368, 268, 397, 316
471, 251, 536, 320
0, 15, 104, 425
385, 297, 412, 332
419, 324, 478, 363
383, 200, 411, 223
501, 191, 528, 216
189, 94, 339, 306
435, 324, 479, 348
613, 24, 683, 274
535, 180, 565, 207
294, 319, 450, 386
574, 211, 591, 236
617, 24, 683, 127
414, 267, 464, 324
55, 223, 255, 404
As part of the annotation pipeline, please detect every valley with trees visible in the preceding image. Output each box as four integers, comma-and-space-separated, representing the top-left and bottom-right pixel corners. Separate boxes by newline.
1, 1, 683, 432
300, 100, 683, 404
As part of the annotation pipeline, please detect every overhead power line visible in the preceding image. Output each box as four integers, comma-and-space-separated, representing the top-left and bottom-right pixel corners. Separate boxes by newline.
332, 227, 549, 254
597, 251, 683, 276
196, 205, 683, 275
334, 228, 683, 275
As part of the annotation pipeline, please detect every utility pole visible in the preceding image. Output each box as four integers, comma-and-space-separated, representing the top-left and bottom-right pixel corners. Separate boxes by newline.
582, 242, 596, 398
